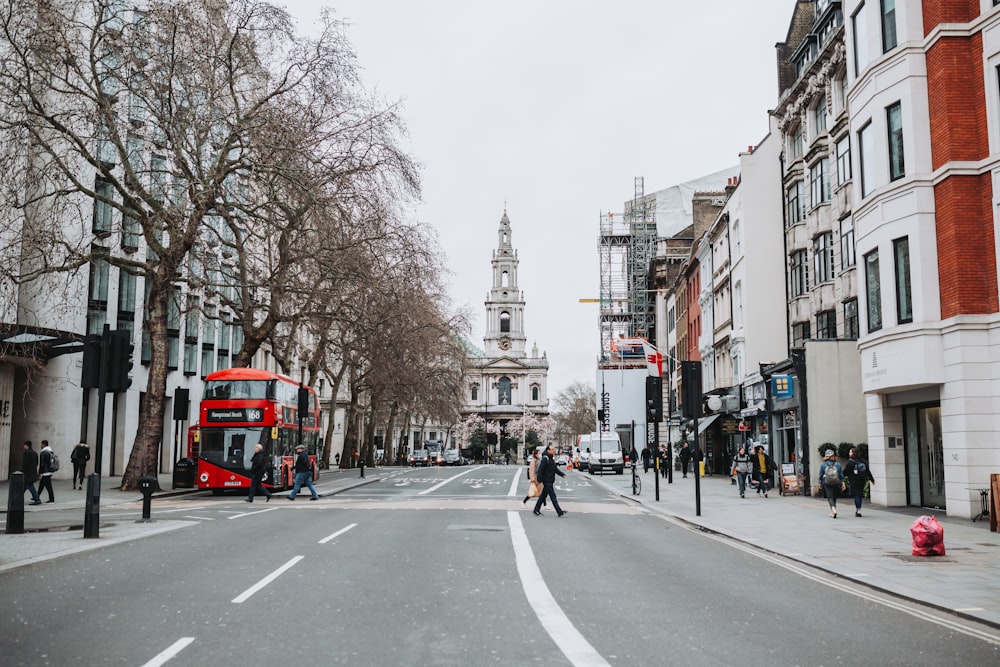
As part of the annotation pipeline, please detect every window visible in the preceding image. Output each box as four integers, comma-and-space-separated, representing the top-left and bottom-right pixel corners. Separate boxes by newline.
893, 236, 912, 323
93, 178, 113, 236
786, 181, 804, 226
817, 310, 837, 338
789, 124, 803, 159
813, 95, 827, 134
87, 248, 110, 335
865, 250, 882, 332
858, 121, 875, 197
809, 157, 830, 207
117, 268, 136, 335
792, 321, 811, 348
531, 385, 539, 401
184, 294, 199, 375
471, 384, 479, 401
813, 232, 835, 283
844, 299, 860, 339
122, 209, 139, 251
500, 311, 510, 333
667, 307, 675, 333
880, 0, 897, 52
836, 135, 852, 186
852, 2, 869, 77
887, 102, 905, 181
833, 74, 848, 114
790, 250, 809, 297
497, 377, 511, 405
840, 217, 856, 268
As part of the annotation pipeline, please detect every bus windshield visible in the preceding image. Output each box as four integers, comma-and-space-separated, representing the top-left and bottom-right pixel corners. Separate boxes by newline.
200, 426, 270, 469
203, 380, 272, 401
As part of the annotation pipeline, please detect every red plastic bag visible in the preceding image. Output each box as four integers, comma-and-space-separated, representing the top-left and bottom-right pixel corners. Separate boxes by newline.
910, 515, 946, 556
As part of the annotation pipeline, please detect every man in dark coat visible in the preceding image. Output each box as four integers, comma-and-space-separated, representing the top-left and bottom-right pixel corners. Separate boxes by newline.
287, 445, 318, 501
679, 443, 692, 478
532, 445, 566, 517
22, 441, 42, 505
844, 447, 875, 517
245, 444, 272, 503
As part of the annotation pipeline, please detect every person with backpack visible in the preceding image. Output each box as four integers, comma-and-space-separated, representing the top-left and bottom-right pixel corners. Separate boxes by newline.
844, 447, 875, 517
38, 439, 56, 503
818, 449, 844, 518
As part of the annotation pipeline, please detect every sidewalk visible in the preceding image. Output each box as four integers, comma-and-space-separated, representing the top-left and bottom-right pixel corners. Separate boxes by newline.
0, 468, 384, 573
587, 467, 1000, 628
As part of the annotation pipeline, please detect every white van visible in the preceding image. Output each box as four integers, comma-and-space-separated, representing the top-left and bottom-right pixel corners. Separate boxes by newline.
576, 433, 592, 471
588, 431, 624, 475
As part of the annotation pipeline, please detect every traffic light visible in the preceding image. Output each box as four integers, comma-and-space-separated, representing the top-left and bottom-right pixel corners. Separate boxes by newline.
107, 330, 134, 393
298, 385, 310, 415
681, 361, 702, 419
645, 375, 662, 423
81, 335, 102, 389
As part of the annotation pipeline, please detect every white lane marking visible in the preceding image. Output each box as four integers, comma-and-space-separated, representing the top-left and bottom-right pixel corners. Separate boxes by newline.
418, 467, 478, 495
232, 556, 303, 603
508, 467, 522, 496
182, 516, 216, 521
227, 507, 279, 520
141, 637, 195, 667
507, 512, 611, 667
319, 523, 357, 544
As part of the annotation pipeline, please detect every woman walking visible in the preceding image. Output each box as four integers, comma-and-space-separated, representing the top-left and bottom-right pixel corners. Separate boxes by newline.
522, 448, 542, 505
818, 449, 844, 518
844, 447, 875, 517
732, 446, 752, 498
70, 442, 90, 490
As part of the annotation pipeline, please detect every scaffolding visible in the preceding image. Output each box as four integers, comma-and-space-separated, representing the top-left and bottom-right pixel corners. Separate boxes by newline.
598, 177, 658, 359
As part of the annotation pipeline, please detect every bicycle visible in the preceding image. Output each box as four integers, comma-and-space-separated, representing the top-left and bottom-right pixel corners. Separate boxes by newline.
631, 466, 641, 495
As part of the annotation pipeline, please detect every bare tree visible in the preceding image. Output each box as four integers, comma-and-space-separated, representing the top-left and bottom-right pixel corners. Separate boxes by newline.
0, 0, 402, 488
551, 381, 597, 440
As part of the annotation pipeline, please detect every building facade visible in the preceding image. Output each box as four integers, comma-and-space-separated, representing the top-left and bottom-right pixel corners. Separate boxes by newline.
846, 0, 1000, 517
461, 211, 549, 456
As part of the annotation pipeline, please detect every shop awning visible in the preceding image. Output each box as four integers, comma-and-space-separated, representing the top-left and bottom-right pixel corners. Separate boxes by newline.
697, 414, 720, 435
0, 323, 84, 362
741, 402, 766, 417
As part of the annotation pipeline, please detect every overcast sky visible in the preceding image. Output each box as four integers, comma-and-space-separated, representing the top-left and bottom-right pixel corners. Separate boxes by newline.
285, 0, 795, 397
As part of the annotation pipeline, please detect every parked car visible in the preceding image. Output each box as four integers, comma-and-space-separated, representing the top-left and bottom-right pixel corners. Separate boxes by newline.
555, 453, 569, 466
408, 449, 430, 467
442, 449, 462, 466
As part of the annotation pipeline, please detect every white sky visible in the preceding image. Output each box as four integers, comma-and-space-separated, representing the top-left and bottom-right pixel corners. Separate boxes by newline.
284, 0, 795, 397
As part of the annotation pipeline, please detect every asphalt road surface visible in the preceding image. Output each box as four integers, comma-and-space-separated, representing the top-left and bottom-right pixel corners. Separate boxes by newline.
1, 464, 997, 666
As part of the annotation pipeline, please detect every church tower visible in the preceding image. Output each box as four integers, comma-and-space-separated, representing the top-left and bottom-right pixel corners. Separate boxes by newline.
484, 210, 527, 357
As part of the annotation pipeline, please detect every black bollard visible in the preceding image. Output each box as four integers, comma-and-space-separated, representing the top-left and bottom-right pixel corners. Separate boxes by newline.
84, 473, 102, 538
137, 476, 157, 523
6, 471, 25, 534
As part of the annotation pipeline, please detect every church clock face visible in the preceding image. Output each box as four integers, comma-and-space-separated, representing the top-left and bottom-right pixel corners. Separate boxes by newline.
498, 336, 512, 351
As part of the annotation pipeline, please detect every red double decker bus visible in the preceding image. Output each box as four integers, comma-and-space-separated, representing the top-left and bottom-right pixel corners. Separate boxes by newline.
193, 368, 321, 494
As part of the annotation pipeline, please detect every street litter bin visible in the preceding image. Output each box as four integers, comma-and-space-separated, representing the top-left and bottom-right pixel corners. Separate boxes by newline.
173, 458, 196, 489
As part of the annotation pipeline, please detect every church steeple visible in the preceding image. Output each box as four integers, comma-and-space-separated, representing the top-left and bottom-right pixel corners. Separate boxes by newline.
484, 210, 526, 357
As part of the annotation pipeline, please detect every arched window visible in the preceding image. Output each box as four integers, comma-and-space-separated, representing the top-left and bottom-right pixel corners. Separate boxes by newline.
498, 377, 511, 405
531, 385, 539, 401
500, 311, 510, 333
501, 270, 509, 287
471, 384, 479, 401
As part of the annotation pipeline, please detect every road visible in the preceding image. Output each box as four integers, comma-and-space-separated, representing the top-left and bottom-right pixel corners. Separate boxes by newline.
1, 464, 998, 666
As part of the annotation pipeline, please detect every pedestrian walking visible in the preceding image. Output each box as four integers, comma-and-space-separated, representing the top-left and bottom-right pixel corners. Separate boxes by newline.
287, 445, 318, 501
819, 449, 844, 518
522, 448, 542, 505
38, 439, 56, 503
359, 451, 366, 478
640, 445, 651, 473
732, 446, 752, 498
659, 447, 669, 478
335, 452, 340, 467
532, 445, 566, 517
22, 441, 41, 505
70, 443, 90, 490
844, 447, 874, 517
245, 444, 272, 503
679, 443, 692, 478
751, 444, 777, 497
